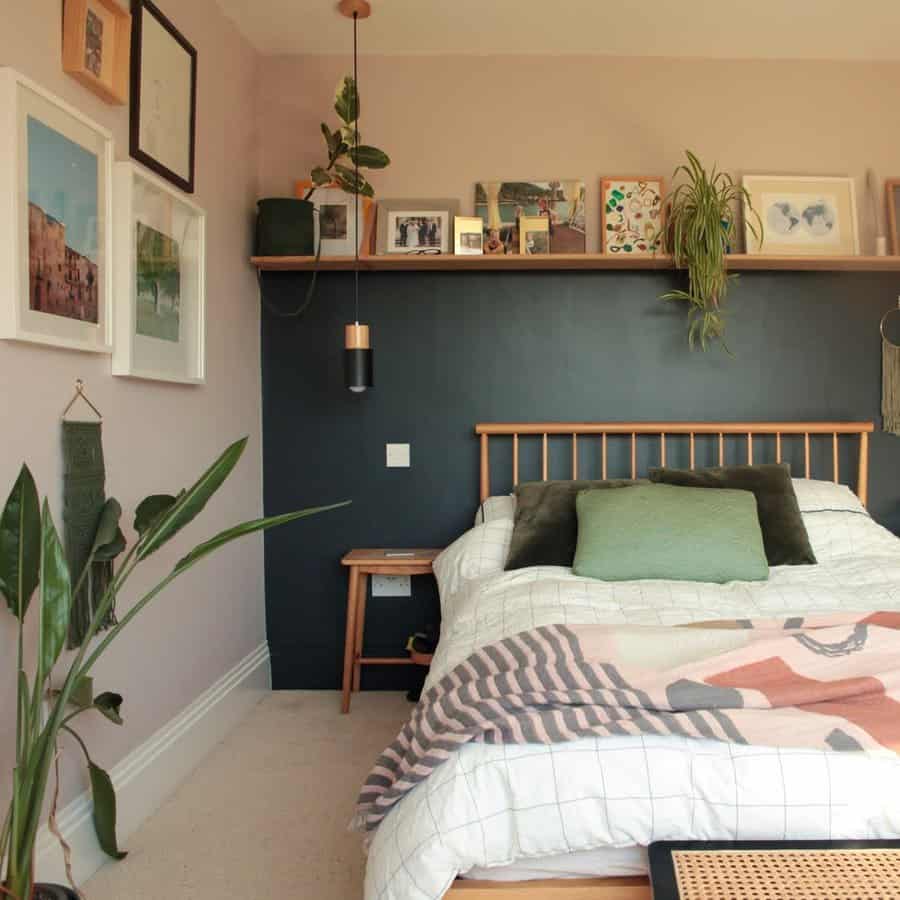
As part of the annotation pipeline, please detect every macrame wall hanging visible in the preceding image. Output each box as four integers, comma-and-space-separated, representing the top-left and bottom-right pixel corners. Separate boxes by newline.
61, 380, 116, 648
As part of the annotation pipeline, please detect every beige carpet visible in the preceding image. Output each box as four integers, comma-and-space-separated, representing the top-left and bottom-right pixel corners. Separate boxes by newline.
84, 691, 410, 900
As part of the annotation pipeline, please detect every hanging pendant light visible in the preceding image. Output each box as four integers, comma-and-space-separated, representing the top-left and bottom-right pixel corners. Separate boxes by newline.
340, 0, 373, 392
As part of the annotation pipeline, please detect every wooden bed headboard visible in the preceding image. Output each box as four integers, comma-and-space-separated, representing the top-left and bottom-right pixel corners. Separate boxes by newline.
476, 422, 875, 507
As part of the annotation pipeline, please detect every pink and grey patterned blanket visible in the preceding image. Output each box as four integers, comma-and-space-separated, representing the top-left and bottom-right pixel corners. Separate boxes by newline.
355, 612, 900, 833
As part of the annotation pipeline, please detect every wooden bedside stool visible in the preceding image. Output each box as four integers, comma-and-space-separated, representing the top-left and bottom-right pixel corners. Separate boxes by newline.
340, 548, 441, 713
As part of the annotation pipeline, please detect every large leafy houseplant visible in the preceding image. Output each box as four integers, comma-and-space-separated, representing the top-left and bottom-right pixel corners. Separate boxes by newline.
0, 438, 347, 899
302, 75, 390, 199
661, 151, 763, 350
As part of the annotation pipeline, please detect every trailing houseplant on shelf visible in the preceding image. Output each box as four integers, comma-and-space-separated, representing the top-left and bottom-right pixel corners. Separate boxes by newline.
256, 76, 390, 257
661, 150, 763, 351
1, 438, 347, 900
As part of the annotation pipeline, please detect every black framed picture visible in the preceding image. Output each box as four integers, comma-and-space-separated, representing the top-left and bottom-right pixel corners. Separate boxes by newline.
129, 0, 197, 193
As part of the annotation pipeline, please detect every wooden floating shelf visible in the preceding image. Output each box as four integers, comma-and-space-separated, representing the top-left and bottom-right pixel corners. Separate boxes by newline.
252, 253, 900, 273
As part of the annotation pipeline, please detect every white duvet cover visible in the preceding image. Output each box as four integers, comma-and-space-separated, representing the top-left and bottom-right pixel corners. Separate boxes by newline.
364, 483, 900, 900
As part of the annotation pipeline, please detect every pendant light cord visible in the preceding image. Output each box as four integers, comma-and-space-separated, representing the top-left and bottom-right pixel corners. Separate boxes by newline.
353, 10, 360, 325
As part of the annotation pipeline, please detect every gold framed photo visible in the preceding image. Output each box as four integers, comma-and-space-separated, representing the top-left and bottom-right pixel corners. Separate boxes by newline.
519, 215, 550, 254
62, 0, 131, 105
454, 216, 484, 255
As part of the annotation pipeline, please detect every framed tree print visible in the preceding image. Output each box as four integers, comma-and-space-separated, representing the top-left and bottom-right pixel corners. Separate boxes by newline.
0, 68, 113, 352
130, 0, 197, 193
112, 162, 206, 383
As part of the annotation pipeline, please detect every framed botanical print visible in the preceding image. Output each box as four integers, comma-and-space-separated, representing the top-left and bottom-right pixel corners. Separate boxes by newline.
600, 177, 665, 254
112, 162, 206, 383
130, 0, 197, 193
0, 68, 113, 353
62, 0, 131, 105
743, 175, 860, 256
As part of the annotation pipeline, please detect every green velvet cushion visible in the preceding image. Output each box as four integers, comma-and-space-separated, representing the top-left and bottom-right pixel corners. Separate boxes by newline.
573, 483, 769, 583
505, 479, 642, 570
648, 463, 816, 566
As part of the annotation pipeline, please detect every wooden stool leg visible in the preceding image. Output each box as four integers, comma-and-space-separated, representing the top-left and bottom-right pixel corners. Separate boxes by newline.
341, 567, 360, 714
352, 573, 367, 693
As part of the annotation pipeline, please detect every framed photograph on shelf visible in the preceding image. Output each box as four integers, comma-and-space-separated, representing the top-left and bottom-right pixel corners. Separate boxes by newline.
375, 198, 459, 254
886, 179, 900, 255
600, 177, 664, 254
474, 180, 586, 254
130, 0, 197, 193
112, 161, 206, 383
743, 175, 859, 256
0, 68, 113, 353
519, 215, 549, 254
295, 180, 375, 257
62, 0, 131, 105
454, 216, 484, 255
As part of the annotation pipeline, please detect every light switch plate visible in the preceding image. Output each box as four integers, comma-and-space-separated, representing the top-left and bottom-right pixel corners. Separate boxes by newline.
372, 574, 412, 597
386, 443, 410, 467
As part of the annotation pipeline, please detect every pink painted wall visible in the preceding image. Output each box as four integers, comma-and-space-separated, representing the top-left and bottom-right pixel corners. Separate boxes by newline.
0, 0, 264, 817
258, 53, 900, 253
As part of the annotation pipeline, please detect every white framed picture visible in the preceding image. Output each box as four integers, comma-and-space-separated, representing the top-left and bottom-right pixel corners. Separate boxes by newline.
112, 161, 206, 383
0, 67, 113, 353
306, 185, 373, 257
743, 175, 860, 256
385, 210, 450, 254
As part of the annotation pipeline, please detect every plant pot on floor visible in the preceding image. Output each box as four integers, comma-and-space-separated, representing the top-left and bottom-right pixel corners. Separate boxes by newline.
255, 198, 315, 256
32, 885, 79, 899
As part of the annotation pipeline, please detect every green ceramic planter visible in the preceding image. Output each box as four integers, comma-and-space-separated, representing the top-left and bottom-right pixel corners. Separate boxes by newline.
256, 198, 315, 256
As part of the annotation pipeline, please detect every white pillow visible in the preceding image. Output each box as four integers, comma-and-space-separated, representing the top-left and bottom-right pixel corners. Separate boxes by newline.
791, 478, 867, 515
473, 493, 516, 527
433, 518, 512, 607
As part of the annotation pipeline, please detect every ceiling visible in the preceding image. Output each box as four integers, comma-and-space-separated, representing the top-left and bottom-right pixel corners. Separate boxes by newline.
217, 0, 900, 60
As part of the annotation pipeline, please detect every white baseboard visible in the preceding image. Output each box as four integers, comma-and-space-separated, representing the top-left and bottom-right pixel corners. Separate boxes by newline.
35, 642, 271, 888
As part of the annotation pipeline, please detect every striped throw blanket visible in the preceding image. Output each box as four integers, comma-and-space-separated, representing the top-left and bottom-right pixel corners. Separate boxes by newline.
355, 612, 900, 833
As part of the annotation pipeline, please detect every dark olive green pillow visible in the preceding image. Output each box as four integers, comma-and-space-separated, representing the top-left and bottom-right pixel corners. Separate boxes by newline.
505, 479, 643, 570
648, 463, 815, 567
573, 483, 769, 583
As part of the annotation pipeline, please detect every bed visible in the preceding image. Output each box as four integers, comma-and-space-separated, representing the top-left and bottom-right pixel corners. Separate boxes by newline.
359, 421, 900, 900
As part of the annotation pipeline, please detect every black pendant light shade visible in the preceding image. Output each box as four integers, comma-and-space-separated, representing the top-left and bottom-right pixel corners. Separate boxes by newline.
344, 323, 373, 393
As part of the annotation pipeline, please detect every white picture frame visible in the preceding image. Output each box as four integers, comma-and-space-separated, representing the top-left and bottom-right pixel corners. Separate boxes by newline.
743, 175, 860, 256
0, 67, 113, 353
375, 197, 460, 255
112, 161, 206, 383
308, 186, 359, 257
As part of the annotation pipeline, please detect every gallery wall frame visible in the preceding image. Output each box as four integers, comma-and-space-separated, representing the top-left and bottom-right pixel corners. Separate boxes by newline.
62, 0, 132, 105
112, 161, 206, 383
0, 67, 114, 353
130, 0, 197, 193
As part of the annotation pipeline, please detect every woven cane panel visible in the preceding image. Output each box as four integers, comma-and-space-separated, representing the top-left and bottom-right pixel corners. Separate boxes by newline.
672, 848, 900, 899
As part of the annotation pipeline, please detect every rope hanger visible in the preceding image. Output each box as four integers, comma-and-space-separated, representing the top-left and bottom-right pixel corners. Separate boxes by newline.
61, 379, 102, 421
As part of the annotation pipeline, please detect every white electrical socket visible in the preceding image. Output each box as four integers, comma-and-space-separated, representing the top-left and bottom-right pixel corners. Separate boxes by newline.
386, 443, 410, 467
372, 574, 412, 597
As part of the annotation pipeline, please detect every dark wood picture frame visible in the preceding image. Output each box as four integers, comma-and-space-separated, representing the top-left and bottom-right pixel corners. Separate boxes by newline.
129, 0, 197, 193
886, 178, 900, 256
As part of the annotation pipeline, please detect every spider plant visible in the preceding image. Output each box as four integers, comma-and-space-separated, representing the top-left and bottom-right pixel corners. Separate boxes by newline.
661, 151, 763, 351
1, 438, 348, 900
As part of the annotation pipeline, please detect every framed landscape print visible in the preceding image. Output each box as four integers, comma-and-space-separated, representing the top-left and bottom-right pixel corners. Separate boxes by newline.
130, 0, 197, 193
295, 181, 375, 257
62, 0, 131, 105
0, 68, 113, 353
375, 198, 459, 254
474, 180, 586, 254
112, 162, 206, 383
600, 177, 664, 254
743, 175, 860, 256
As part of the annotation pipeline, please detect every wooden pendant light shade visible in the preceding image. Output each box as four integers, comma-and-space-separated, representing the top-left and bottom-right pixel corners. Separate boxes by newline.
337, 0, 371, 18
345, 323, 370, 350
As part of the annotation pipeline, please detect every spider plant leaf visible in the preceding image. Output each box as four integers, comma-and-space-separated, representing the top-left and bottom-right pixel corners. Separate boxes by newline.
0, 465, 41, 620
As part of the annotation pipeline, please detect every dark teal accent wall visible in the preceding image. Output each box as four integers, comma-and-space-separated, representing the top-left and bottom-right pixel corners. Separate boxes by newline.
261, 270, 900, 689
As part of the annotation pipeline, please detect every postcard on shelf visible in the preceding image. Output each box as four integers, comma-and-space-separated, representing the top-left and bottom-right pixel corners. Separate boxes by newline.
454, 216, 484, 255
519, 215, 550, 254
474, 181, 586, 254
